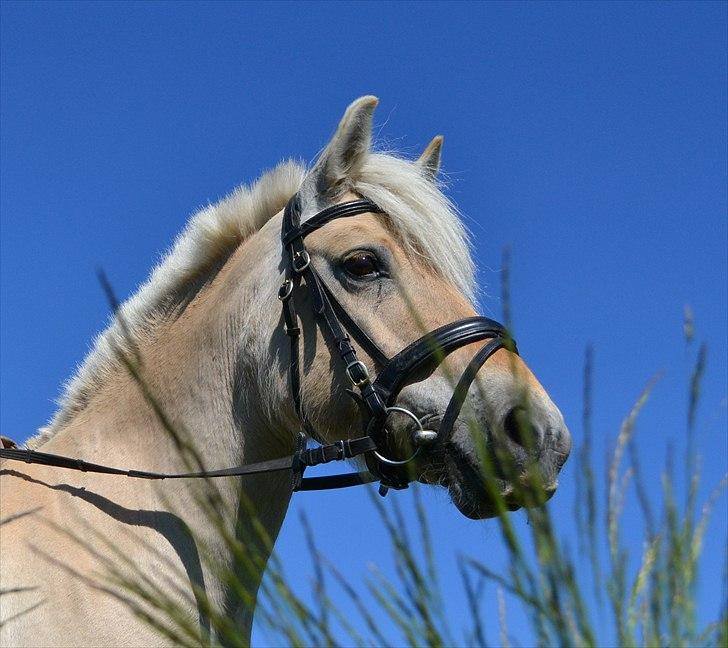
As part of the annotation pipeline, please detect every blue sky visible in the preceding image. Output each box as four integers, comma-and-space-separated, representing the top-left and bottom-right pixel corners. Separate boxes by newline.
1, 1, 726, 644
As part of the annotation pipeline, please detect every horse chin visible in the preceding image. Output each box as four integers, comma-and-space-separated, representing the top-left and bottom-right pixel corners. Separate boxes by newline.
439, 448, 515, 520
429, 442, 557, 520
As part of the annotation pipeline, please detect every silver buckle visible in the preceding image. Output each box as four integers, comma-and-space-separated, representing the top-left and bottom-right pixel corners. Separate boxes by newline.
292, 250, 310, 273
345, 360, 370, 388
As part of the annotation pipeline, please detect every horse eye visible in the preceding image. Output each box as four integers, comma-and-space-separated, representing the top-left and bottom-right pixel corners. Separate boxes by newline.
343, 251, 380, 278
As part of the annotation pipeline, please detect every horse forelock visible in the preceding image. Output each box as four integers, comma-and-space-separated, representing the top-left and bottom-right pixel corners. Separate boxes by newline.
352, 153, 476, 303
33, 150, 476, 446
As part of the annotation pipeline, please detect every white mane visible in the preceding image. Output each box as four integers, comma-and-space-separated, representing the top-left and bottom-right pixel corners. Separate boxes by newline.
32, 152, 475, 446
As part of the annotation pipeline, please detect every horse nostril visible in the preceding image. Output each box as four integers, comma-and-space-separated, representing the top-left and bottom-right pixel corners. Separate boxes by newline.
502, 406, 537, 449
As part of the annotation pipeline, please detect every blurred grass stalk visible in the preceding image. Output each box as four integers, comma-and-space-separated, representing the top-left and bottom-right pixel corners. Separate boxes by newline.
91, 269, 726, 647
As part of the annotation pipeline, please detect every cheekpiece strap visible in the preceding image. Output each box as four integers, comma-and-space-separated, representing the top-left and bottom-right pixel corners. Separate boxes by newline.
280, 193, 389, 460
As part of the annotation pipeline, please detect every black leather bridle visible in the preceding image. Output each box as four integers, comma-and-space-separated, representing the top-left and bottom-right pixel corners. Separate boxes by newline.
0, 194, 516, 497
277, 194, 516, 493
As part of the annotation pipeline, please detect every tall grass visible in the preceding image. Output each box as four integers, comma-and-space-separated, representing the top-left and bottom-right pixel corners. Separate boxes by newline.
48, 271, 727, 647
252, 334, 725, 648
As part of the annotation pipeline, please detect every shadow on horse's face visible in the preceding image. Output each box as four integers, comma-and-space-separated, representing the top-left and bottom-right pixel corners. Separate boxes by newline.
300, 206, 572, 519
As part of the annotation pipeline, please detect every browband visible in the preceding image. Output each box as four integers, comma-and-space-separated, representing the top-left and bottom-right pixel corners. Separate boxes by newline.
282, 199, 385, 245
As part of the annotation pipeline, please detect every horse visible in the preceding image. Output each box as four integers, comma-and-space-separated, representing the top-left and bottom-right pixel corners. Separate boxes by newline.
0, 96, 571, 646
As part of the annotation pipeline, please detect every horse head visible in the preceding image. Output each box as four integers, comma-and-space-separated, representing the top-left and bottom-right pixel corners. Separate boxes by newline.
249, 97, 571, 518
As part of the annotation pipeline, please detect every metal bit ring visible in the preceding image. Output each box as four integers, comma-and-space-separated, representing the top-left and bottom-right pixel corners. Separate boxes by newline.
373, 406, 424, 466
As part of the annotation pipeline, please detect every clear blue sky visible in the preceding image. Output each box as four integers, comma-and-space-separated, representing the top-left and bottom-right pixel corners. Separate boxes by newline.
1, 2, 726, 645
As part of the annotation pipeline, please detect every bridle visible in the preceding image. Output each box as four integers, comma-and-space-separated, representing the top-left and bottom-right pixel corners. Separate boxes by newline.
0, 194, 516, 497
279, 193, 516, 493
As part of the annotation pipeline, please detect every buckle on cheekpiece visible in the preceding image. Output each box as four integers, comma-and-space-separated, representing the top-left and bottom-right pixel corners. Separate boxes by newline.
346, 360, 370, 388
292, 250, 310, 273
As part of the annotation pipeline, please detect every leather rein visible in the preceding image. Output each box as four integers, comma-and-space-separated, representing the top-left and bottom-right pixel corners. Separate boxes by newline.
0, 195, 516, 496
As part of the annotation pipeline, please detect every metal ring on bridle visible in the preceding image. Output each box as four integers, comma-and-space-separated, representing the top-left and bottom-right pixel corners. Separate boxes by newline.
278, 279, 293, 301
372, 406, 424, 466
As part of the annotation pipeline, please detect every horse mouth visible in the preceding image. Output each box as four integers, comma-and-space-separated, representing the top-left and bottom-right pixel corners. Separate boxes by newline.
440, 447, 558, 519
390, 412, 561, 519
415, 429, 558, 520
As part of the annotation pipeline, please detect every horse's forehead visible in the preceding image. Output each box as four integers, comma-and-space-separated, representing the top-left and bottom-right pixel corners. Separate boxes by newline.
309, 214, 396, 254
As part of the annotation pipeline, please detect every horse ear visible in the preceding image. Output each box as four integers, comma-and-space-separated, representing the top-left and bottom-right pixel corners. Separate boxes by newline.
417, 135, 443, 181
309, 95, 378, 198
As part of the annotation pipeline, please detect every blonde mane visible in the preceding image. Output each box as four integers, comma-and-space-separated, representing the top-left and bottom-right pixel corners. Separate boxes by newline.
33, 151, 475, 446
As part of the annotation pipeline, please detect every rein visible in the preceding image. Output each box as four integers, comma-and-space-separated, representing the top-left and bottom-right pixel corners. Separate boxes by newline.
0, 436, 378, 490
0, 195, 515, 497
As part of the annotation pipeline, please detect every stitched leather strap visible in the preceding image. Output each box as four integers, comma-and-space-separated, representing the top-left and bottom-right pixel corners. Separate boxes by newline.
373, 316, 514, 404
317, 278, 391, 368
282, 199, 384, 245
295, 471, 378, 491
436, 337, 507, 443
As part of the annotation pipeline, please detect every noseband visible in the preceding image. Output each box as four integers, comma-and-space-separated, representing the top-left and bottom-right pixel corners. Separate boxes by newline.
0, 194, 516, 496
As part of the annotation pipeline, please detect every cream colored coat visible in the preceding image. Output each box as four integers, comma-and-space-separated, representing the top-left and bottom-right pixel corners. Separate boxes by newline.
0, 97, 570, 646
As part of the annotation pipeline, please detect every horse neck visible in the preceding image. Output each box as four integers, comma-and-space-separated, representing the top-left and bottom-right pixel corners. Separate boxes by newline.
38, 220, 294, 633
